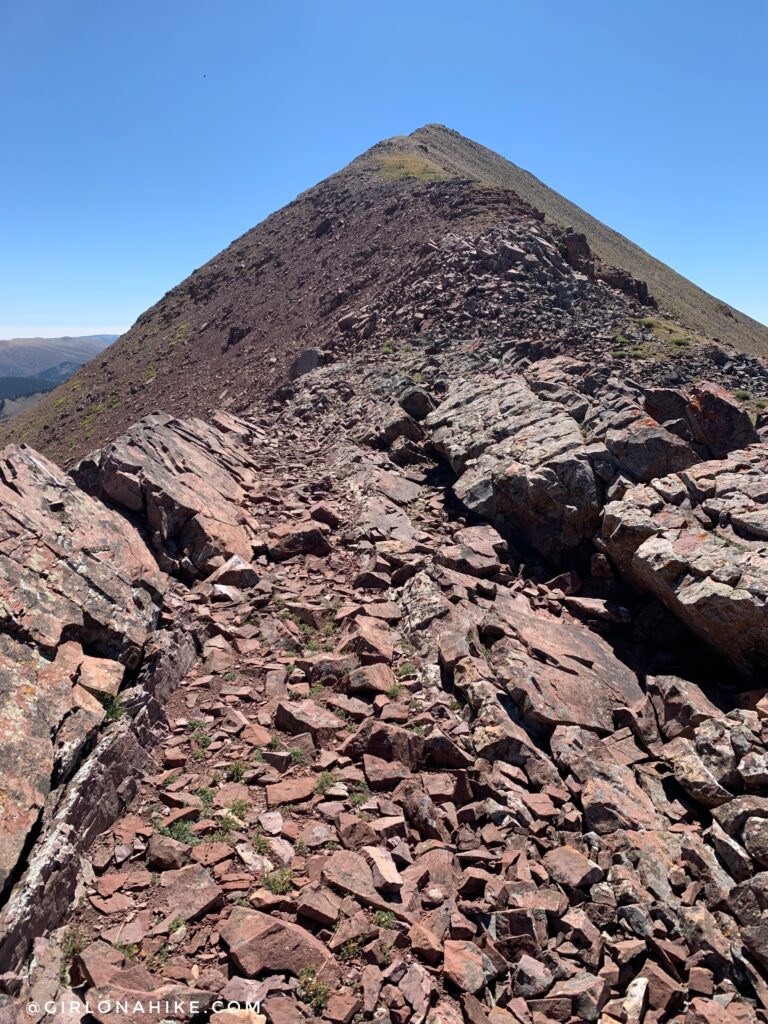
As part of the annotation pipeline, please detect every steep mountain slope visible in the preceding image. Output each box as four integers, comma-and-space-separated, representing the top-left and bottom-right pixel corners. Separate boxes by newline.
5, 127, 766, 466
392, 126, 768, 353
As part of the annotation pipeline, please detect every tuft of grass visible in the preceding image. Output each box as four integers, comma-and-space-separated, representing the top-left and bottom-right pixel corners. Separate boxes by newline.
157, 818, 199, 846
59, 924, 85, 984
314, 772, 337, 796
298, 968, 330, 1013
226, 759, 249, 782
228, 798, 250, 820
98, 693, 124, 721
373, 910, 396, 929
251, 831, 271, 856
263, 868, 294, 895
194, 786, 214, 810
376, 152, 449, 183
114, 942, 139, 961
338, 937, 364, 961
395, 662, 416, 679
734, 389, 752, 402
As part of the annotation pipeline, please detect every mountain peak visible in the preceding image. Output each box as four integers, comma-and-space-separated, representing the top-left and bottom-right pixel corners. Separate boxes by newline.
5, 128, 768, 463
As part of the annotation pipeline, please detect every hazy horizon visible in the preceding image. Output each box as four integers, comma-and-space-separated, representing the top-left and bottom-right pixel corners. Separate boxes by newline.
0, 327, 125, 340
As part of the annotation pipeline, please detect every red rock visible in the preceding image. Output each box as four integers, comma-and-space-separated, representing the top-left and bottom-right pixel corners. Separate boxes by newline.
550, 972, 607, 1021
274, 700, 341, 745
360, 845, 403, 892
146, 834, 189, 871
641, 962, 684, 1013
268, 522, 331, 561
363, 753, 411, 789
542, 845, 604, 888
265, 776, 315, 807
444, 940, 487, 994
324, 990, 363, 1024
409, 922, 443, 965
347, 662, 397, 694
161, 863, 222, 920
219, 905, 338, 982
336, 812, 377, 849
296, 886, 342, 926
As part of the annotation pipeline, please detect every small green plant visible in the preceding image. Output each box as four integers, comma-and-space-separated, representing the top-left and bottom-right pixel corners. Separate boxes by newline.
373, 910, 396, 929
298, 968, 330, 1013
144, 363, 157, 381
114, 942, 139, 961
59, 924, 85, 984
252, 747, 265, 763
161, 772, 180, 790
146, 944, 171, 970
228, 798, 250, 819
251, 831, 271, 856
406, 723, 427, 736
226, 759, 249, 782
395, 662, 416, 679
157, 818, 199, 846
169, 915, 186, 933
99, 693, 124, 721
208, 822, 233, 843
381, 340, 393, 355
263, 868, 294, 895
314, 772, 337, 796
735, 389, 752, 402
188, 719, 212, 749
338, 937, 364, 961
268, 732, 284, 750
386, 682, 404, 699
289, 747, 307, 766
349, 782, 370, 808
294, 837, 308, 855
194, 786, 214, 810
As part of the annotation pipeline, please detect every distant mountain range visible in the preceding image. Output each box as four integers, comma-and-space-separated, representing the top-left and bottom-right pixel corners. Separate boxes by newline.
0, 334, 117, 420
0, 334, 117, 380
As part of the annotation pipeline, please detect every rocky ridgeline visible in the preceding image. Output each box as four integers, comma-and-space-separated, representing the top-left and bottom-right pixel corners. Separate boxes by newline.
2, 336, 768, 1024
325, 224, 768, 404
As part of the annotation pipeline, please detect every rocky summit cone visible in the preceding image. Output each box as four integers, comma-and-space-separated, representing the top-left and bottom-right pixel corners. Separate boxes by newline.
5, 124, 768, 465
2, 126, 768, 1024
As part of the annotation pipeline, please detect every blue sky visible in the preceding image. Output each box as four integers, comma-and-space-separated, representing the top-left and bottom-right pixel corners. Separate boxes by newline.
1, 0, 766, 337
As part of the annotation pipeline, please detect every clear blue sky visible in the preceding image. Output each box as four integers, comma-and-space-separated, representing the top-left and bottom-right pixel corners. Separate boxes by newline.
1, 0, 766, 337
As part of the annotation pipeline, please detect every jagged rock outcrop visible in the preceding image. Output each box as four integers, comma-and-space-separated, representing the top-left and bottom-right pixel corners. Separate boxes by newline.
0, 444, 164, 898
426, 376, 600, 560
601, 445, 768, 674
73, 412, 264, 578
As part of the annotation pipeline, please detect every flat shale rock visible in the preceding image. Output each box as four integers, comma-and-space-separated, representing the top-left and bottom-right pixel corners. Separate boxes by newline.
73, 411, 263, 577
219, 906, 339, 983
488, 608, 643, 732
